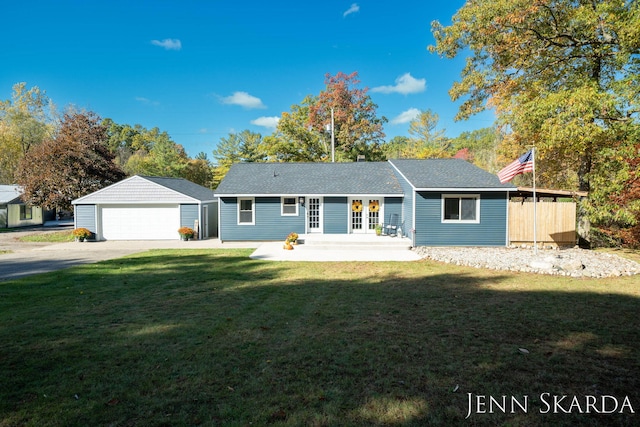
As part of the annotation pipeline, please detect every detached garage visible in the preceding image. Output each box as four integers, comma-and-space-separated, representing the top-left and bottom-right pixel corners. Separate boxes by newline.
72, 175, 218, 240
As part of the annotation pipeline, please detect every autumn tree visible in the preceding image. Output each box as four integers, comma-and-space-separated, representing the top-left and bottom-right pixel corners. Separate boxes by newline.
407, 109, 451, 158
308, 72, 387, 162
184, 152, 214, 188
16, 111, 125, 211
430, 0, 640, 243
263, 95, 330, 162
450, 127, 501, 172
0, 83, 57, 183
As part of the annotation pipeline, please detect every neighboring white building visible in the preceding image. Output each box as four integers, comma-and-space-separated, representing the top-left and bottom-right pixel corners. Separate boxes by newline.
0, 185, 45, 228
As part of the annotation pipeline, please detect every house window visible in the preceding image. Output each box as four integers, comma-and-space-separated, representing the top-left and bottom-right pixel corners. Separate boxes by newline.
281, 197, 298, 216
442, 195, 480, 223
20, 205, 32, 220
238, 198, 254, 225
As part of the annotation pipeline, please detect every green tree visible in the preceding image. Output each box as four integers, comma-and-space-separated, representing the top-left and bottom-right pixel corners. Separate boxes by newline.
0, 83, 57, 183
16, 111, 125, 211
381, 136, 411, 159
211, 130, 265, 188
308, 72, 387, 162
430, 0, 640, 241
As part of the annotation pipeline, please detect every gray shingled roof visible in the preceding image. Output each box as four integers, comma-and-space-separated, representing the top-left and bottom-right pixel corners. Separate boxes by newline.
215, 162, 404, 195
142, 176, 216, 201
73, 175, 216, 204
0, 185, 23, 204
390, 159, 515, 189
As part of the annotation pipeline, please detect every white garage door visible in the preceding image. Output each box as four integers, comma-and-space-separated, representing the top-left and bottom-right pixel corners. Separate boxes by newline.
101, 204, 180, 240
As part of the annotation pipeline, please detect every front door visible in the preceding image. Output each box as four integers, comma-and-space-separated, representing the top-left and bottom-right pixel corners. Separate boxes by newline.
350, 198, 382, 233
307, 197, 322, 233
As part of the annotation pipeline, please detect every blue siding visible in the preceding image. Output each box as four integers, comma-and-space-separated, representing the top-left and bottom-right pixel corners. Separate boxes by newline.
415, 191, 508, 246
220, 197, 305, 241
324, 197, 348, 234
383, 197, 403, 235
180, 204, 198, 230
75, 205, 96, 233
391, 169, 415, 238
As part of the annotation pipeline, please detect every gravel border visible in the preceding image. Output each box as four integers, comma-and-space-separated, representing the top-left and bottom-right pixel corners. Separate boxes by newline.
413, 246, 640, 278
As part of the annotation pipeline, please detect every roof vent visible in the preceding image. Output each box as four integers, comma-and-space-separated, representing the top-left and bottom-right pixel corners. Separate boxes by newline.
357, 154, 366, 162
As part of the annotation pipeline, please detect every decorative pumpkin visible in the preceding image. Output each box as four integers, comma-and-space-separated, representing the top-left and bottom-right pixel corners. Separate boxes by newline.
351, 200, 363, 213
369, 200, 380, 213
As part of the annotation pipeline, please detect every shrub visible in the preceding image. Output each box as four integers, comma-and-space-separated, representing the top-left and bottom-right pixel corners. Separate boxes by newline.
178, 227, 195, 237
72, 228, 92, 239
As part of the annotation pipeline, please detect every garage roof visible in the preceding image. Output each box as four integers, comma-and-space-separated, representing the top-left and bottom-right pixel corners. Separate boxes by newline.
72, 175, 216, 204
0, 185, 23, 205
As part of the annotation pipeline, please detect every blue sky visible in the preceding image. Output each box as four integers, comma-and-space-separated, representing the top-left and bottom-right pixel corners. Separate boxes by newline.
1, 1, 495, 158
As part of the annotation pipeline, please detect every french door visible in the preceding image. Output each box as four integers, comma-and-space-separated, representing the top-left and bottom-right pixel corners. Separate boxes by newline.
307, 197, 322, 233
350, 198, 382, 233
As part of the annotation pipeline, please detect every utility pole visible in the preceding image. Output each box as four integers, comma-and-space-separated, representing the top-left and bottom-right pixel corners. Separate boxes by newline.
330, 107, 335, 163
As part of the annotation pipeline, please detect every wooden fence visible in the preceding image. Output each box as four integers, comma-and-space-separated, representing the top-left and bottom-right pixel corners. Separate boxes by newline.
508, 201, 577, 247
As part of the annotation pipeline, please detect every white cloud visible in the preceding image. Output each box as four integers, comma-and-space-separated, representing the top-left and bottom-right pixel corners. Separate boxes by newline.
151, 38, 182, 51
221, 91, 266, 109
251, 116, 280, 129
372, 73, 426, 95
343, 3, 360, 17
135, 96, 159, 106
391, 108, 421, 124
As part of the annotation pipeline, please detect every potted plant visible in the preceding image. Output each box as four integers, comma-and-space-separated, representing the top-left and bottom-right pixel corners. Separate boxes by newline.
286, 232, 299, 245
375, 224, 382, 236
178, 226, 195, 241
72, 227, 92, 242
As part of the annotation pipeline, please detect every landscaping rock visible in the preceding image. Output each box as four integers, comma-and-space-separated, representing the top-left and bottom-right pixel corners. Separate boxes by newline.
413, 246, 640, 278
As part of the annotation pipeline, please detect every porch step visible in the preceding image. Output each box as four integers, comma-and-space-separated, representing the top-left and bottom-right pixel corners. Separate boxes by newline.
298, 234, 412, 251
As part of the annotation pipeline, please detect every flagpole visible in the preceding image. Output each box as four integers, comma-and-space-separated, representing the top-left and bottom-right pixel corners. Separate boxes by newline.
532, 147, 537, 255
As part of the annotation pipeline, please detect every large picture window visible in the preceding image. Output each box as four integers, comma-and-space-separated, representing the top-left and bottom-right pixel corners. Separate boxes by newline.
442, 195, 480, 223
281, 197, 298, 216
238, 198, 254, 225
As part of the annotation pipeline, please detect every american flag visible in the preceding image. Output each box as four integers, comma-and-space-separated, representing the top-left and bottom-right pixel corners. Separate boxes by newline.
498, 149, 534, 183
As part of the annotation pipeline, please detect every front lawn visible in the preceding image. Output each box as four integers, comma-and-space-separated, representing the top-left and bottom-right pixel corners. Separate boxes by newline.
0, 249, 638, 426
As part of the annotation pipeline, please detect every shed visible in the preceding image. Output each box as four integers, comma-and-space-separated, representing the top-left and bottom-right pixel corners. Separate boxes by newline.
72, 176, 218, 240
0, 185, 46, 228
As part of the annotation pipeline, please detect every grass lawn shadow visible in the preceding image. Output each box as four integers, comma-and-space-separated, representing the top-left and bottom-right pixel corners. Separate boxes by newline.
1, 249, 638, 426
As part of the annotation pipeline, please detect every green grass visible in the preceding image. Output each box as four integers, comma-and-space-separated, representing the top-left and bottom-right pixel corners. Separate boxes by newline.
18, 230, 75, 242
1, 249, 639, 426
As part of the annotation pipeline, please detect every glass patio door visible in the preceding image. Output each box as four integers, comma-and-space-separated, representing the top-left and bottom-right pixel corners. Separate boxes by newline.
350, 198, 381, 233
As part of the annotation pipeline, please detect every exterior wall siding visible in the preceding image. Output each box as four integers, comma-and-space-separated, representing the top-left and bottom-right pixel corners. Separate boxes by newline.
220, 197, 305, 241
390, 169, 415, 238
75, 205, 97, 234
180, 204, 199, 231
383, 197, 403, 235
7, 205, 43, 228
414, 191, 508, 246
323, 197, 348, 234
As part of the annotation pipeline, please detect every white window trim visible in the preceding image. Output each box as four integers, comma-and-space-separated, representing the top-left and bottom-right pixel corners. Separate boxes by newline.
281, 196, 298, 216
441, 194, 480, 224
238, 197, 255, 225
